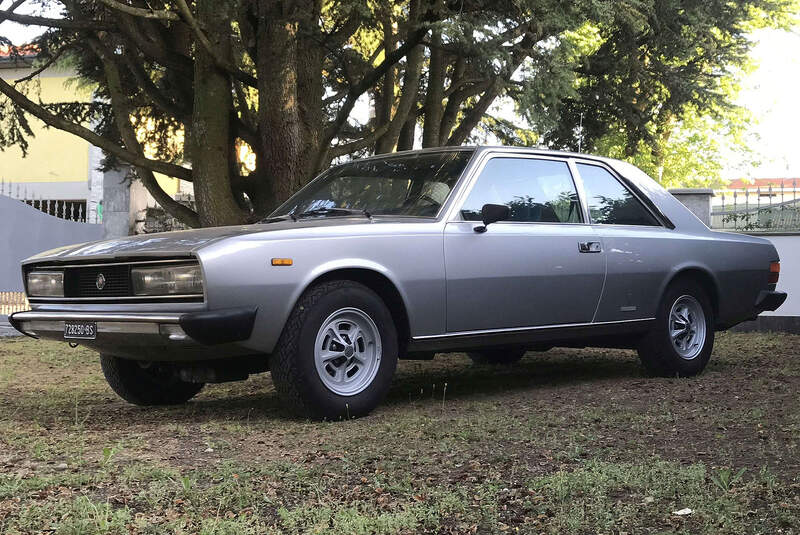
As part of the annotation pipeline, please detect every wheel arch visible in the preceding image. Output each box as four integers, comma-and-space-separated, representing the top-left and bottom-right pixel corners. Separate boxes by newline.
661, 265, 720, 319
296, 265, 412, 352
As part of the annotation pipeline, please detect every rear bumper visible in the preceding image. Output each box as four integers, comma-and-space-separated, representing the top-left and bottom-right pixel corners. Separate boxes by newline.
8, 307, 258, 361
755, 291, 787, 313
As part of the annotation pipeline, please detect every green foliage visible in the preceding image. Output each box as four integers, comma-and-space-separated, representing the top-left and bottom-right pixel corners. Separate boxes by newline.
534, 0, 799, 186
710, 467, 748, 492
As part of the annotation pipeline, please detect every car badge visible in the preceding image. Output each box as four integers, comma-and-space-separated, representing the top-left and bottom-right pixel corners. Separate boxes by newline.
96, 273, 106, 290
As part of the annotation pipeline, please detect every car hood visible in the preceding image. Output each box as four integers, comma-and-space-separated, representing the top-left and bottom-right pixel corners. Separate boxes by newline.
22, 217, 389, 264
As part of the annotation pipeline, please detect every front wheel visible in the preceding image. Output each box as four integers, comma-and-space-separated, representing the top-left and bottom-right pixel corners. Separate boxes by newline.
100, 355, 204, 406
270, 281, 398, 420
637, 279, 715, 377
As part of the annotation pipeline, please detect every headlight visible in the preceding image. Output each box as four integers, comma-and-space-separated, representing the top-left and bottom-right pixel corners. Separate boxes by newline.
27, 271, 64, 297
131, 264, 203, 296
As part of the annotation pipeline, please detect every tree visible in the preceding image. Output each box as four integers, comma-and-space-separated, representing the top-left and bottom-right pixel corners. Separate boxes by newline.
0, 0, 797, 227
537, 1, 798, 185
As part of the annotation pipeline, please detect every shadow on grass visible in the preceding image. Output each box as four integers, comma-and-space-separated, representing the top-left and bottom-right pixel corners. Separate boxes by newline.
384, 350, 644, 405
1, 349, 645, 426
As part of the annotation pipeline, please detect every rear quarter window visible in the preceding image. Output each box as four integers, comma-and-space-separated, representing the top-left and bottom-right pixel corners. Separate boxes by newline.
577, 164, 660, 226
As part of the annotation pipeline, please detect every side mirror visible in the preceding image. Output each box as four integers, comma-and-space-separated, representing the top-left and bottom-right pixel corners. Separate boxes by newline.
474, 203, 510, 233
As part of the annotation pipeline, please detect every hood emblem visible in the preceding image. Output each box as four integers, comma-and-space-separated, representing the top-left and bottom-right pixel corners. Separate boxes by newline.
96, 273, 106, 290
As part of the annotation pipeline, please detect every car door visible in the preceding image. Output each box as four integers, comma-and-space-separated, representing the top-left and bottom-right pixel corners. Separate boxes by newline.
444, 155, 606, 333
573, 161, 668, 322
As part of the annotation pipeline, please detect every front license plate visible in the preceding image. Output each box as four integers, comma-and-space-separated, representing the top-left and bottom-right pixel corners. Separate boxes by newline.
64, 321, 97, 340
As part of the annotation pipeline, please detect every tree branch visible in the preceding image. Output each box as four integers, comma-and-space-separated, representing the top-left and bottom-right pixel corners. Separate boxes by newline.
14, 44, 71, 84
115, 13, 194, 78
121, 51, 191, 123
97, 0, 179, 21
0, 0, 26, 26
173, 0, 257, 87
88, 37, 199, 227
375, 42, 424, 153
0, 75, 193, 181
0, 10, 113, 30
314, 25, 429, 171
322, 5, 364, 48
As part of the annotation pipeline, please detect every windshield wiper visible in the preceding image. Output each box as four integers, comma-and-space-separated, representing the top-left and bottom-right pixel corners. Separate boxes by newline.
295, 207, 371, 219
258, 214, 295, 223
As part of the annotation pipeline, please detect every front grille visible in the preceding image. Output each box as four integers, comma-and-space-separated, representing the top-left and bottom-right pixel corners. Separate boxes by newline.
25, 259, 203, 302
64, 264, 131, 298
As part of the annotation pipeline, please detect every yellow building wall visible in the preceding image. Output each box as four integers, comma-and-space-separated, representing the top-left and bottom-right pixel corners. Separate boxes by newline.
0, 72, 90, 184
0, 68, 180, 196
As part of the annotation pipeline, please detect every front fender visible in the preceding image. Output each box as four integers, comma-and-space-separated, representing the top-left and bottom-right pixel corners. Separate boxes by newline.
196, 229, 446, 354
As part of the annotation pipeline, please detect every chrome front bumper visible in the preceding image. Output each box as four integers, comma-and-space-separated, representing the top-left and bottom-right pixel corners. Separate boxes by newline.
9, 308, 258, 361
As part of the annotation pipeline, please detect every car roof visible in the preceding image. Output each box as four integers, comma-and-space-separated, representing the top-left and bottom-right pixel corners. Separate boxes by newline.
346, 145, 617, 167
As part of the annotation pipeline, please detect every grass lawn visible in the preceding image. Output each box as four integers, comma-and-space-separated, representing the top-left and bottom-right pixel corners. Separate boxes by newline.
0, 332, 798, 534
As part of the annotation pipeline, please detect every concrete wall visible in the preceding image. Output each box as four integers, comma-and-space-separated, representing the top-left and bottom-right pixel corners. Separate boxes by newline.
760, 235, 800, 317
669, 189, 714, 226
0, 195, 104, 291
101, 167, 132, 239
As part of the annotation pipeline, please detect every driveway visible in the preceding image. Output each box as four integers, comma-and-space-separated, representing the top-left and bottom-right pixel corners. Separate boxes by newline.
0, 315, 20, 337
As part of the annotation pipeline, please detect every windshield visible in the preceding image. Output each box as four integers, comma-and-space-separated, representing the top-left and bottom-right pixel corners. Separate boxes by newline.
270, 150, 474, 218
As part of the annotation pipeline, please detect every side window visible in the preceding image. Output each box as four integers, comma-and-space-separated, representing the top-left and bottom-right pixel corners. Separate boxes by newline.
460, 158, 583, 223
577, 164, 659, 226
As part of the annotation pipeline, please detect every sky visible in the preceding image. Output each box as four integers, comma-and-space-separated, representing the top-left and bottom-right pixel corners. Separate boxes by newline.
735, 28, 800, 179
1, 3, 799, 180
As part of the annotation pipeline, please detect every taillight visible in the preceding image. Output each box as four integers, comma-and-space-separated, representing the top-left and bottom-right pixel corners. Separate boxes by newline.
769, 262, 780, 284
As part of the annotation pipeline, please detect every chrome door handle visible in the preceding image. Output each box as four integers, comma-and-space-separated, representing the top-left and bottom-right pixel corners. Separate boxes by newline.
578, 241, 602, 253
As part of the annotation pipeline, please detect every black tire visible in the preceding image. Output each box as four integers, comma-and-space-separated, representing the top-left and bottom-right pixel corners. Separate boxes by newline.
637, 278, 715, 377
100, 355, 204, 406
467, 347, 526, 365
270, 280, 398, 420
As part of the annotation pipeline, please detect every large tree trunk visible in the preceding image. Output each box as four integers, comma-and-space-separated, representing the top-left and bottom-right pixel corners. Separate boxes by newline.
374, 11, 396, 153
296, 0, 324, 183
256, 0, 304, 212
422, 29, 445, 148
191, 0, 245, 227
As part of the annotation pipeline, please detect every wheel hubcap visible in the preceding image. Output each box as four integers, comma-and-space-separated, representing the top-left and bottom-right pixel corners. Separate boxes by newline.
669, 295, 706, 360
314, 307, 382, 396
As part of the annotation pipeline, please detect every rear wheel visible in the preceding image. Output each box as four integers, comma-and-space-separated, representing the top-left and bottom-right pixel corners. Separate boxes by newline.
467, 347, 526, 365
100, 355, 204, 406
637, 279, 715, 377
270, 281, 398, 420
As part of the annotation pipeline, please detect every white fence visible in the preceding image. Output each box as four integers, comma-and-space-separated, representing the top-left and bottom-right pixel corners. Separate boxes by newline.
0, 179, 100, 224
712, 184, 800, 232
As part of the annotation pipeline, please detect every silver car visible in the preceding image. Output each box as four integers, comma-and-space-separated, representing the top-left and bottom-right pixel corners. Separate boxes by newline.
10, 147, 787, 418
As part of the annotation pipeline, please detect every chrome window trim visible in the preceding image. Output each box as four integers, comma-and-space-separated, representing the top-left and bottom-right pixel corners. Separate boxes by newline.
445, 151, 589, 225
413, 317, 655, 340
570, 159, 666, 228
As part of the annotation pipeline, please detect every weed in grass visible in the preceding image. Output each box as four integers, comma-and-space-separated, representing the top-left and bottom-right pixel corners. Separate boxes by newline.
100, 445, 117, 468
710, 466, 747, 492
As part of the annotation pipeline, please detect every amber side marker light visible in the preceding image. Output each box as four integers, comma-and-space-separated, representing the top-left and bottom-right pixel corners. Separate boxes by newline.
769, 262, 780, 284
271, 258, 293, 266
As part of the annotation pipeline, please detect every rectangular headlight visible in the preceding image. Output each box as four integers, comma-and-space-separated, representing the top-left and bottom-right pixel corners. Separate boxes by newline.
131, 264, 203, 296
27, 271, 64, 297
